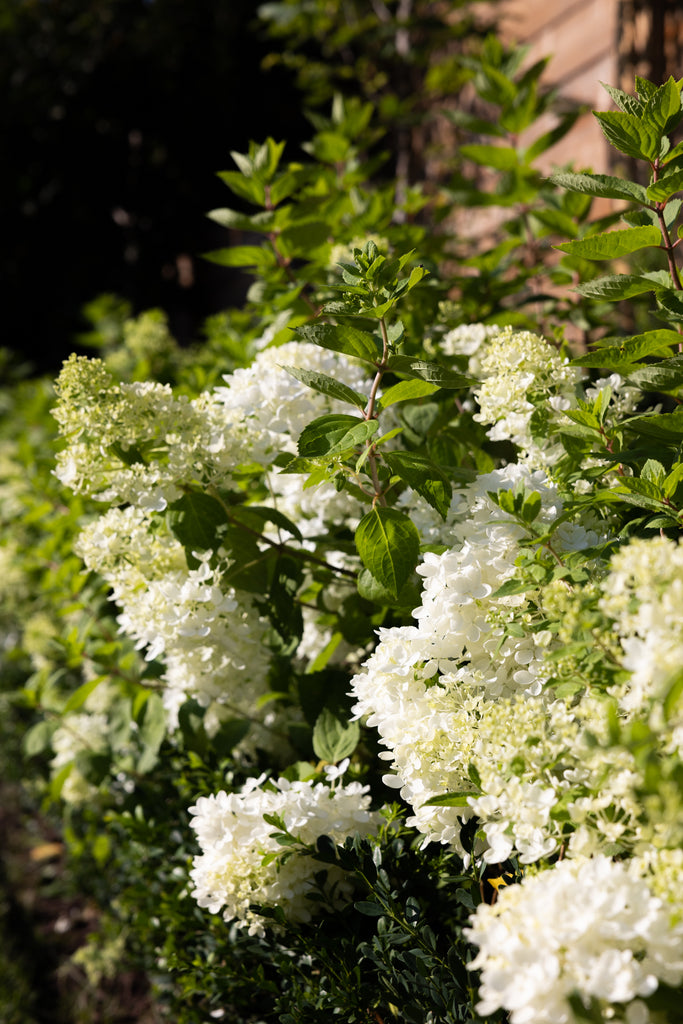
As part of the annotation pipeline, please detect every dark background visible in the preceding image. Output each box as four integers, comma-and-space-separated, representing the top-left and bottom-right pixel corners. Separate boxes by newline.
1, 0, 307, 374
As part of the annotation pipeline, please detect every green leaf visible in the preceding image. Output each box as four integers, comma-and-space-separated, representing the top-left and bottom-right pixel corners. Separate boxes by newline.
206, 207, 273, 232
656, 291, 683, 324
295, 323, 380, 363
622, 410, 683, 441
593, 110, 660, 161
297, 414, 378, 457
383, 451, 452, 520
549, 172, 649, 205
136, 693, 167, 773
646, 170, 683, 202
572, 330, 681, 368
281, 364, 367, 410
644, 76, 682, 132
600, 82, 645, 117
23, 720, 57, 757
229, 505, 303, 542
203, 245, 277, 270
575, 274, 659, 300
377, 379, 440, 410
628, 357, 683, 391
354, 901, 385, 917
278, 220, 329, 255
216, 170, 267, 206
387, 355, 476, 389
422, 792, 474, 807
355, 508, 419, 599
459, 144, 519, 170
312, 707, 360, 763
63, 675, 106, 715
168, 492, 228, 554
556, 225, 661, 260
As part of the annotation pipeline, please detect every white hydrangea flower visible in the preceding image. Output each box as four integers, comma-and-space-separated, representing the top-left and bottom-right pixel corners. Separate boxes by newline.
600, 537, 683, 712
212, 341, 372, 469
438, 322, 503, 376
472, 327, 581, 468
351, 466, 572, 857
188, 775, 384, 936
75, 507, 272, 729
466, 855, 683, 1024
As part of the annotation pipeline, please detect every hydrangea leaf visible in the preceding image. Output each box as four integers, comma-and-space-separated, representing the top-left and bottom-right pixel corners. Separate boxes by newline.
387, 355, 477, 389
298, 413, 378, 457
312, 707, 360, 763
168, 491, 228, 555
383, 450, 452, 520
295, 322, 380, 363
550, 171, 649, 204
355, 507, 419, 599
556, 226, 661, 260
281, 364, 367, 410
376, 378, 439, 410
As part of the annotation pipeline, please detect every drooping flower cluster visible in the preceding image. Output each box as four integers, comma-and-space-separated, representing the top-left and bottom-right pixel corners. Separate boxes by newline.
188, 771, 384, 936
53, 342, 375, 743
75, 506, 271, 730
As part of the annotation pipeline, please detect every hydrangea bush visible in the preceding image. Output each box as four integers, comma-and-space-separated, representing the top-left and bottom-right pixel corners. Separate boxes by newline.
5, 69, 683, 1024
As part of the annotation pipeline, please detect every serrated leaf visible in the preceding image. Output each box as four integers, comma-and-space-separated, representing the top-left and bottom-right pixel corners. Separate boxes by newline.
355, 508, 419, 599
575, 274, 659, 300
295, 323, 380, 363
644, 76, 683, 132
312, 707, 360, 763
601, 82, 645, 116
572, 330, 681, 368
297, 414, 378, 457
377, 379, 440, 410
646, 170, 683, 202
387, 355, 476, 389
593, 110, 660, 161
556, 225, 661, 260
622, 411, 683, 441
549, 172, 649, 205
383, 451, 452, 520
627, 357, 683, 391
281, 364, 367, 410
656, 290, 683, 324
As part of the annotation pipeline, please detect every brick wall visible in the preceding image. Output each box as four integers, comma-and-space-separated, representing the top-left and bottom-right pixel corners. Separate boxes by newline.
498, 0, 620, 173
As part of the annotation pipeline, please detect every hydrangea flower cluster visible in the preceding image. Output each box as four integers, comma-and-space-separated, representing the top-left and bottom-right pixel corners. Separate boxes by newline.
188, 771, 384, 936
351, 464, 603, 860
600, 536, 683, 713
52, 342, 374, 746
75, 506, 271, 730
471, 327, 580, 468
466, 853, 683, 1024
